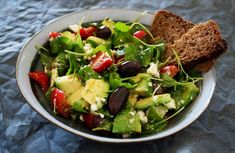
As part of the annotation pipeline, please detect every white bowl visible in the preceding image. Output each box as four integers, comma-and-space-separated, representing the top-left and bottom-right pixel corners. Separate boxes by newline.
16, 8, 216, 143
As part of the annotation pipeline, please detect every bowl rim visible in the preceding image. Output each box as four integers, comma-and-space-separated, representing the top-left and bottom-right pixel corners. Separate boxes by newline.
16, 8, 216, 143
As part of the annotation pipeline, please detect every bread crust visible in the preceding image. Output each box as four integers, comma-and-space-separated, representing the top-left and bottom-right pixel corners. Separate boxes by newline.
151, 10, 227, 72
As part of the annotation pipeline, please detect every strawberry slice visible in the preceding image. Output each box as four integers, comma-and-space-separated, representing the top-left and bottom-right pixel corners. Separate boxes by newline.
29, 71, 49, 92
51, 88, 70, 118
83, 113, 103, 129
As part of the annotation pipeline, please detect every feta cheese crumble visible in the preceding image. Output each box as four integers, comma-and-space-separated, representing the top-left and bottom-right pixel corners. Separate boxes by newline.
99, 113, 105, 118
79, 115, 84, 122
83, 43, 93, 54
129, 111, 136, 116
147, 62, 160, 78
165, 99, 176, 109
137, 111, 148, 124
90, 103, 98, 112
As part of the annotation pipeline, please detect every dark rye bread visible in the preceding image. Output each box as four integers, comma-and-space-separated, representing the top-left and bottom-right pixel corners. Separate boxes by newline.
164, 20, 226, 68
151, 10, 194, 44
151, 10, 227, 72
194, 39, 227, 71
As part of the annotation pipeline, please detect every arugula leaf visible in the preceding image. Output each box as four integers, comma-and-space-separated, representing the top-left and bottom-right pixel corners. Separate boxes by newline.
66, 54, 80, 75
138, 48, 154, 67
115, 22, 130, 32
93, 45, 112, 56
78, 65, 101, 81
124, 44, 153, 67
36, 46, 54, 72
124, 44, 139, 61
52, 52, 69, 76
142, 121, 167, 135
74, 33, 84, 53
109, 72, 137, 90
39, 52, 54, 69
113, 32, 133, 47
159, 74, 180, 87
153, 43, 165, 61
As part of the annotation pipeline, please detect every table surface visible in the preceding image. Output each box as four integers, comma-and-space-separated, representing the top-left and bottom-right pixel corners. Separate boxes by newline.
1, 0, 235, 153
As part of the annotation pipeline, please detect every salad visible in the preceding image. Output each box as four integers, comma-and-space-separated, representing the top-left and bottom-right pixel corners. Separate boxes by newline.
29, 17, 201, 137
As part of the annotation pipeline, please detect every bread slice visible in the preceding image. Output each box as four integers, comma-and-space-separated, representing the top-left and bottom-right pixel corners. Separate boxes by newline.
151, 10, 194, 44
165, 20, 226, 67
151, 10, 227, 72
194, 39, 227, 71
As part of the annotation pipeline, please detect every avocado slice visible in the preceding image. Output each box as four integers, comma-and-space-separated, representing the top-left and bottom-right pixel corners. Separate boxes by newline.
128, 94, 138, 107
86, 36, 111, 47
54, 74, 82, 97
153, 94, 176, 109
147, 105, 168, 122
92, 119, 113, 132
135, 93, 176, 110
131, 73, 153, 97
71, 98, 89, 113
135, 97, 153, 110
112, 109, 141, 134
81, 79, 109, 105
170, 83, 199, 109
67, 86, 85, 105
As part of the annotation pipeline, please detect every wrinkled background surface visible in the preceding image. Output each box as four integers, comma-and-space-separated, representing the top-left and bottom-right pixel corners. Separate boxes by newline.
0, 0, 235, 152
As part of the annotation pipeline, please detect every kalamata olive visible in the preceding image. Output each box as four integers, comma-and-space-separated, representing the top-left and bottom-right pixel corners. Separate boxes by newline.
117, 61, 142, 77
96, 26, 112, 39
152, 82, 165, 94
108, 87, 130, 115
83, 113, 103, 129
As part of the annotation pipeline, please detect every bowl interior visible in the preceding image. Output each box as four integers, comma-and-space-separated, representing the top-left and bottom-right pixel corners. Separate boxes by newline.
16, 9, 216, 143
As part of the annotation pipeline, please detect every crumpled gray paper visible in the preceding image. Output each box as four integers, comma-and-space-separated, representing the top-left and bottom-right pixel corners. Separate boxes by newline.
0, 0, 235, 153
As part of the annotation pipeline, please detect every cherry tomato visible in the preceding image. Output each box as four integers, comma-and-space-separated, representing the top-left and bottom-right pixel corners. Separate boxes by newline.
133, 30, 146, 39
79, 26, 97, 40
29, 71, 49, 92
51, 88, 70, 118
90, 51, 113, 73
49, 31, 60, 39
83, 113, 103, 129
160, 65, 179, 77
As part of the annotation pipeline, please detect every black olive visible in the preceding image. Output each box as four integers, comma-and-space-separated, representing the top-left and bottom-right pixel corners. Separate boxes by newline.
108, 87, 129, 115
96, 26, 112, 39
117, 61, 142, 77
